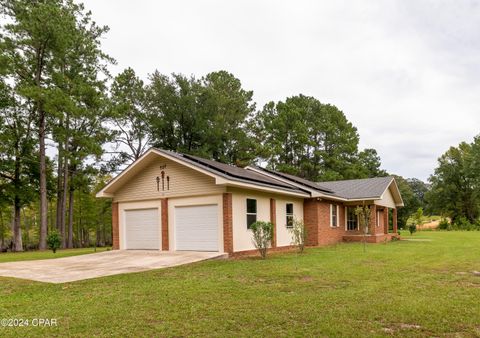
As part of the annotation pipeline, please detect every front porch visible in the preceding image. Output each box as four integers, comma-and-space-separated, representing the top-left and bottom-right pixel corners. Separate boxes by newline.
342, 205, 400, 243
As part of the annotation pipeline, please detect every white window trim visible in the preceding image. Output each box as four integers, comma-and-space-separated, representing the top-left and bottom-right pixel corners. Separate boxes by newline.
345, 206, 360, 231
246, 198, 257, 229
286, 202, 294, 228
376, 210, 380, 227
330, 204, 339, 228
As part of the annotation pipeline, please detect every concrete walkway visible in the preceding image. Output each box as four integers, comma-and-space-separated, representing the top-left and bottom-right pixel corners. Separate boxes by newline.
0, 250, 227, 283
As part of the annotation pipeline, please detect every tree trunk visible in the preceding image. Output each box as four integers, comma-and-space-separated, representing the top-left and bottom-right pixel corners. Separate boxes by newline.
0, 209, 4, 250
39, 110, 47, 250
55, 141, 63, 232
22, 208, 29, 250
61, 152, 69, 248
13, 198, 23, 252
67, 185, 74, 249
13, 149, 23, 252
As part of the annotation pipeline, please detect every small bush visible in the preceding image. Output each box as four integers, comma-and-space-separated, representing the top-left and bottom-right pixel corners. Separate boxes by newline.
452, 217, 480, 231
438, 218, 450, 230
289, 218, 307, 253
250, 221, 273, 259
408, 224, 417, 235
47, 230, 62, 253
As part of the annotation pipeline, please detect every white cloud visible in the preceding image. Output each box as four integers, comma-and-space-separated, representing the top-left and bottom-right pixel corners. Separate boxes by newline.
82, 0, 480, 180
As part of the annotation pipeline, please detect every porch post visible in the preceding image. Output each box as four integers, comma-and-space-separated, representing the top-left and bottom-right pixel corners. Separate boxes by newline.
383, 208, 389, 234
393, 208, 398, 233
369, 204, 377, 235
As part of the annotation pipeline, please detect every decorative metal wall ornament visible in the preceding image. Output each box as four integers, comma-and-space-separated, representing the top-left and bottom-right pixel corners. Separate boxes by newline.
156, 165, 171, 192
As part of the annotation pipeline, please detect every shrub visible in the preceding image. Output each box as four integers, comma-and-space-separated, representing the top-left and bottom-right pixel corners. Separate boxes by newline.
414, 208, 423, 227
408, 224, 417, 235
452, 217, 480, 231
438, 218, 450, 230
250, 221, 273, 259
289, 218, 307, 253
47, 230, 62, 253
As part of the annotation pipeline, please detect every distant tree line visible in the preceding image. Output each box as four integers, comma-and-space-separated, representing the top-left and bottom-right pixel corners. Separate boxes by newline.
426, 136, 480, 230
1, 0, 475, 252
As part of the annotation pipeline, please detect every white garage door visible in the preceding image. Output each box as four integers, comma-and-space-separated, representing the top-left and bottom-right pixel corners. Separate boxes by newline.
125, 208, 160, 250
175, 204, 219, 251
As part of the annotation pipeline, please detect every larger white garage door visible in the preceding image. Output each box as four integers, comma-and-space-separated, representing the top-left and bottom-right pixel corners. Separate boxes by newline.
125, 208, 160, 250
175, 204, 219, 251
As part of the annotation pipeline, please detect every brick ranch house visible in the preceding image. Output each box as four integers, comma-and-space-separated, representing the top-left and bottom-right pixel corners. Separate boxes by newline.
96, 148, 404, 256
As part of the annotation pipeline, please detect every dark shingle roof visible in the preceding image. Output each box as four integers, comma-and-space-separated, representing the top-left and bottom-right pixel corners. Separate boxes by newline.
153, 148, 395, 200
316, 176, 394, 199
155, 149, 306, 194
250, 166, 334, 193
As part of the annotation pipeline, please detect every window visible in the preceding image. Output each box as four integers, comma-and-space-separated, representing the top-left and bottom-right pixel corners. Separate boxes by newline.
286, 203, 294, 228
246, 199, 257, 229
346, 207, 358, 231
376, 210, 381, 227
330, 204, 338, 227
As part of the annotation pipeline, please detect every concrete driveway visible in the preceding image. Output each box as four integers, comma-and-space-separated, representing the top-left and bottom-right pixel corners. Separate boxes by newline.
0, 250, 227, 283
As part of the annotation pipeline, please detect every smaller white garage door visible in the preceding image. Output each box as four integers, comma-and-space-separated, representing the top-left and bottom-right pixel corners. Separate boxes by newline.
175, 205, 219, 251
125, 208, 160, 250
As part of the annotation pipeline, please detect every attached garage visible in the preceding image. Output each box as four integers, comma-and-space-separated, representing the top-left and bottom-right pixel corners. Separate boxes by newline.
175, 204, 219, 251
124, 208, 160, 250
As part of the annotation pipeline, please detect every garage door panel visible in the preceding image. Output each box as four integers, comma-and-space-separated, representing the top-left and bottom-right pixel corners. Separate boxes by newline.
175, 204, 218, 251
125, 208, 160, 250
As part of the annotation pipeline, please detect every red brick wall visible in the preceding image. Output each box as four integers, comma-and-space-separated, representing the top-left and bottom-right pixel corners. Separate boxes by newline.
223, 193, 233, 254
317, 201, 347, 245
304, 200, 386, 246
304, 199, 319, 246
161, 198, 169, 251
270, 198, 277, 248
112, 202, 119, 250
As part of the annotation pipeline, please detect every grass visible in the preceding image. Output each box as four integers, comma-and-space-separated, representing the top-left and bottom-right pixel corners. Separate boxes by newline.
0, 232, 479, 337
0, 247, 110, 263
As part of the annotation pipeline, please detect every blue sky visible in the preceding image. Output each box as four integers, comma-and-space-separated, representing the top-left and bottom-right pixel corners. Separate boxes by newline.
83, 0, 480, 181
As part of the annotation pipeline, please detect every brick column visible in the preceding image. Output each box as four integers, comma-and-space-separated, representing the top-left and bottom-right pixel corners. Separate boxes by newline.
270, 198, 277, 248
303, 199, 319, 246
112, 202, 119, 250
369, 204, 377, 235
161, 198, 169, 251
383, 208, 389, 234
223, 193, 233, 254
393, 208, 398, 233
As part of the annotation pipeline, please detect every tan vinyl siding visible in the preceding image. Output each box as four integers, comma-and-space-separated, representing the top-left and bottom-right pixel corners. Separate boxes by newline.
113, 157, 225, 202
374, 187, 396, 208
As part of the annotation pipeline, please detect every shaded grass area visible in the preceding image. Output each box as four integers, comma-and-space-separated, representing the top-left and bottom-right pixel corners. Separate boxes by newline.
0, 247, 110, 263
0, 232, 479, 337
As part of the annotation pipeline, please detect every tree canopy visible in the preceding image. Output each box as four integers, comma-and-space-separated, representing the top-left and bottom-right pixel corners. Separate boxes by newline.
253, 95, 385, 181
427, 137, 480, 223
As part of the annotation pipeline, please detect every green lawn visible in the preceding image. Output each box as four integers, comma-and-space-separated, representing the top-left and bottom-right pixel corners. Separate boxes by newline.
1, 232, 479, 337
0, 247, 110, 263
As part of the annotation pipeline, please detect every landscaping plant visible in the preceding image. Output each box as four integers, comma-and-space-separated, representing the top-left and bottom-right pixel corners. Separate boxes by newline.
250, 221, 273, 259
289, 218, 307, 253
47, 230, 62, 253
355, 204, 371, 252
408, 223, 417, 235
